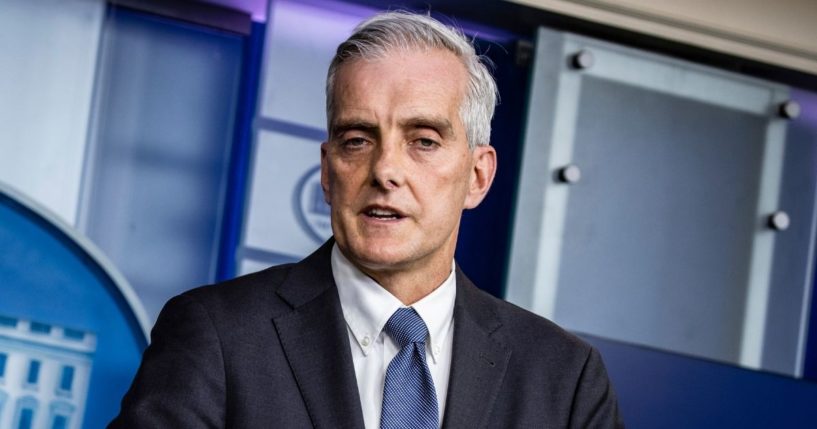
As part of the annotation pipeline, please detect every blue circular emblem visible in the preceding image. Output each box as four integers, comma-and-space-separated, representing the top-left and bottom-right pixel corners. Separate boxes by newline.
0, 184, 149, 428
293, 165, 333, 244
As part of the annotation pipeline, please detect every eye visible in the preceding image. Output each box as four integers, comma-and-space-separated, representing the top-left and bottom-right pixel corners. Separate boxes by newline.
341, 137, 368, 149
413, 138, 439, 150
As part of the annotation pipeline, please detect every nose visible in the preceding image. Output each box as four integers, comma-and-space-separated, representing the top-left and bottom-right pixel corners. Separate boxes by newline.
370, 139, 405, 191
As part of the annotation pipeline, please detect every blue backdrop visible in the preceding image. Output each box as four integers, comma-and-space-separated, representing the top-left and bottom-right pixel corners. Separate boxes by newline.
0, 189, 147, 427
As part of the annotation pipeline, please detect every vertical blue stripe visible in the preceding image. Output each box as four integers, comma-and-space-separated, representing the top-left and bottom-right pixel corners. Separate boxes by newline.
216, 20, 267, 282
803, 244, 817, 380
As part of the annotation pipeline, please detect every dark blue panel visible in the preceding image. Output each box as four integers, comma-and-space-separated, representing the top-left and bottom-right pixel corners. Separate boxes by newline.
456, 37, 530, 298
585, 335, 817, 428
217, 20, 267, 281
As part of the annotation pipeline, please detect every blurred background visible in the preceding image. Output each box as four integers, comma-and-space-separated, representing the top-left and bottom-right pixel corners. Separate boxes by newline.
1, 0, 816, 427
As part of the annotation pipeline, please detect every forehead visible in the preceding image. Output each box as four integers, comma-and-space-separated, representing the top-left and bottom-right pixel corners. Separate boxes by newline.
330, 48, 468, 124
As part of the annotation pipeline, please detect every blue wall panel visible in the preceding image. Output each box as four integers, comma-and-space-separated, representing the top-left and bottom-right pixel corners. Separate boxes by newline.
587, 335, 817, 428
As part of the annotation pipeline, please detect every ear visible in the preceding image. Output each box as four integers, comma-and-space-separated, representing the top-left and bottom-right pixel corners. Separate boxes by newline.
320, 142, 332, 205
464, 145, 497, 209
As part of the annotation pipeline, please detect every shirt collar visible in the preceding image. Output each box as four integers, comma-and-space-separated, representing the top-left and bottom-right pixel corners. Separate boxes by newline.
332, 243, 456, 363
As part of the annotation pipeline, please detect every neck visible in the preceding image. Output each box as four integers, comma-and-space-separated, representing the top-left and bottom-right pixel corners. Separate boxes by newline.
358, 260, 452, 305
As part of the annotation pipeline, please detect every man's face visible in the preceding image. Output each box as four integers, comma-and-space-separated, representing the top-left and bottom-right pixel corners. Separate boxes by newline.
321, 48, 496, 278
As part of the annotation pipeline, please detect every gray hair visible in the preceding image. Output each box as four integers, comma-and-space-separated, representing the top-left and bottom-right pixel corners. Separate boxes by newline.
326, 11, 498, 148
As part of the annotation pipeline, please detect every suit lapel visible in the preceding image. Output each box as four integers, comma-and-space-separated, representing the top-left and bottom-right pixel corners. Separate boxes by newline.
442, 269, 511, 429
272, 241, 365, 429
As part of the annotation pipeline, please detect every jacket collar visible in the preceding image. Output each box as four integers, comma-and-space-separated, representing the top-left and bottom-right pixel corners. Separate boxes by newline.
272, 239, 366, 428
441, 267, 511, 429
272, 241, 510, 429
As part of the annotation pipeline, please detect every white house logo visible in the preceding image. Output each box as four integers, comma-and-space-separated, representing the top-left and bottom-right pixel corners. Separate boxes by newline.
294, 165, 332, 244
0, 315, 95, 429
0, 184, 149, 428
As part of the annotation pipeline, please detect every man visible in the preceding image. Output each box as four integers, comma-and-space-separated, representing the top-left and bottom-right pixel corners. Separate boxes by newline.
110, 11, 623, 429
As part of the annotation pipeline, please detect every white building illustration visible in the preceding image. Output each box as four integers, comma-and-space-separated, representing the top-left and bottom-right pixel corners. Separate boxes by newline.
0, 315, 95, 429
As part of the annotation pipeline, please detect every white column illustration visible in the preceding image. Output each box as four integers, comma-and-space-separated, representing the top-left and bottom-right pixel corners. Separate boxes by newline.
0, 315, 96, 429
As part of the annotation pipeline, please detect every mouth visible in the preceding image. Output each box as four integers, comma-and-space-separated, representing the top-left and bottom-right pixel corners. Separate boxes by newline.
362, 205, 406, 221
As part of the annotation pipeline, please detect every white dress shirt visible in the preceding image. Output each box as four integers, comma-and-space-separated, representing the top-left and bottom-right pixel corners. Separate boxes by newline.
332, 244, 456, 429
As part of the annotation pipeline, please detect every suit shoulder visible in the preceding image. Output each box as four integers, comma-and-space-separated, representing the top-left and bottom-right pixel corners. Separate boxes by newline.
472, 287, 592, 357
176, 263, 296, 313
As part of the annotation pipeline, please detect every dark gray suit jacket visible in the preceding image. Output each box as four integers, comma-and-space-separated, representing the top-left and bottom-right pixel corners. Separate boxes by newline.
110, 240, 623, 428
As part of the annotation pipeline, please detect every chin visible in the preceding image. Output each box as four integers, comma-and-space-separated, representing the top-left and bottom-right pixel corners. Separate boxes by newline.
344, 238, 415, 270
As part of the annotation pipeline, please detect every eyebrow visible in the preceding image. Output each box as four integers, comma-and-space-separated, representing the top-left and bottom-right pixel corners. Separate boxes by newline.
399, 116, 455, 140
330, 119, 378, 139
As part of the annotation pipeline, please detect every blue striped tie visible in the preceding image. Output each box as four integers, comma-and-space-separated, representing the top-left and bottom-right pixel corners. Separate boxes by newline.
380, 307, 439, 429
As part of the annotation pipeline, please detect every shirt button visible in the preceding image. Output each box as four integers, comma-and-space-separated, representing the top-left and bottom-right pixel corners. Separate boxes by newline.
362, 336, 370, 347
434, 346, 441, 355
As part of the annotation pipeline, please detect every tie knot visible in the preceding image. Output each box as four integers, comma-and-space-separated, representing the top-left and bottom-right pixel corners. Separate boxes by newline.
384, 308, 428, 347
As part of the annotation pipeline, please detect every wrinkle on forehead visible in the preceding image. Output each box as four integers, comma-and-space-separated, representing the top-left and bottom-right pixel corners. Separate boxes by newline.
329, 49, 468, 137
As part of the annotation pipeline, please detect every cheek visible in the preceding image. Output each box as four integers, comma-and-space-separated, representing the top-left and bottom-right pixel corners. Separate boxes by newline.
328, 166, 364, 208
419, 170, 470, 212
440, 160, 473, 196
